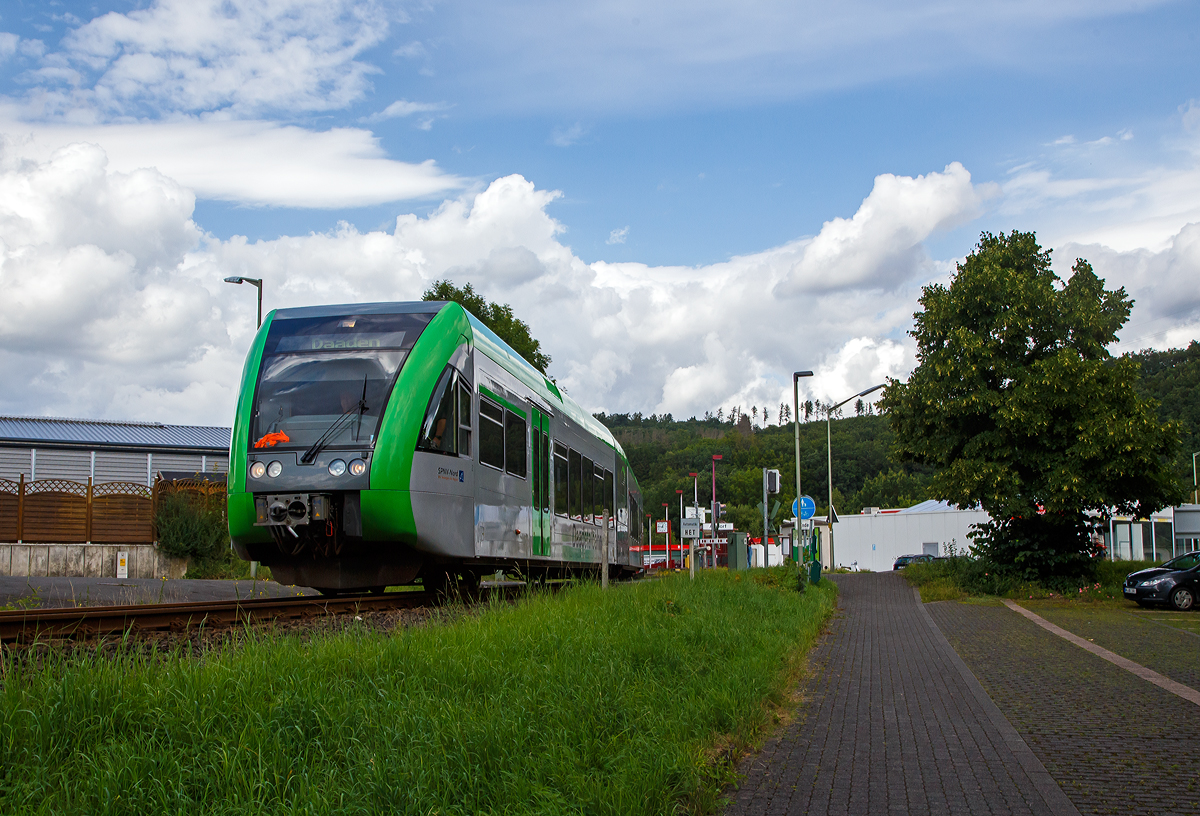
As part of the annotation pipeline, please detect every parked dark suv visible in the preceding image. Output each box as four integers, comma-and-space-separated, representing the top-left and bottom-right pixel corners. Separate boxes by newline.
1123, 552, 1200, 610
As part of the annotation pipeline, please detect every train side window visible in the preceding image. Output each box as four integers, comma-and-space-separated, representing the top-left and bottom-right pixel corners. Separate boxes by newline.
603, 469, 614, 526
592, 463, 603, 525
554, 443, 568, 517
417, 366, 457, 455
457, 384, 472, 455
504, 411, 527, 478
569, 449, 582, 520
582, 458, 594, 523
629, 494, 641, 542
616, 465, 627, 531
479, 398, 505, 470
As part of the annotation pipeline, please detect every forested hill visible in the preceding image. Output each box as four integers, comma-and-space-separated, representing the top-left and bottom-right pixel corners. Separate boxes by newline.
1131, 340, 1200, 488
595, 411, 934, 539
599, 341, 1200, 538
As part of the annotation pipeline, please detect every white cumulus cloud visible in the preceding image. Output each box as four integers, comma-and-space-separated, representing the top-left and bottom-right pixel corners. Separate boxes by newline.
31, 0, 389, 118
5, 145, 1189, 429
0, 116, 463, 208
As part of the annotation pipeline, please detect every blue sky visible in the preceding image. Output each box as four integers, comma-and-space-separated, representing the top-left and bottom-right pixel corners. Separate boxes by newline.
0, 0, 1198, 423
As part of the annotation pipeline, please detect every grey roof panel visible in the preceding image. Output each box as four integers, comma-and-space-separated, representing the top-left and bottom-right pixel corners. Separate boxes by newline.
0, 416, 230, 451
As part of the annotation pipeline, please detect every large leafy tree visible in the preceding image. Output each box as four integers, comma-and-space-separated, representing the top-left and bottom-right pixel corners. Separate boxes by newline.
879, 231, 1181, 578
422, 280, 552, 373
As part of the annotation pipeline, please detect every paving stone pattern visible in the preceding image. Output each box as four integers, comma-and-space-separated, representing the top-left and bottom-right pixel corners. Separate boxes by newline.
931, 601, 1200, 816
724, 573, 1072, 816
1021, 602, 1200, 693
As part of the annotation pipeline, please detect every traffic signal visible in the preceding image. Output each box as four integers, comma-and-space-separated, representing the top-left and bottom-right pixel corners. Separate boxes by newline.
717, 502, 728, 518
765, 469, 781, 494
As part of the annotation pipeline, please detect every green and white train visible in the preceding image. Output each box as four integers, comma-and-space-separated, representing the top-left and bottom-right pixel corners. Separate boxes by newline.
227, 301, 644, 593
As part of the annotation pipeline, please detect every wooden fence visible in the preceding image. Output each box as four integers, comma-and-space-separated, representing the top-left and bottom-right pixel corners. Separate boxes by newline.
0, 476, 225, 544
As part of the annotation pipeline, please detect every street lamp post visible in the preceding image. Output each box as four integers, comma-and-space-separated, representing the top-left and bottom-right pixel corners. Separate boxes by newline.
688, 472, 699, 571
676, 489, 685, 569
825, 383, 885, 569
662, 502, 670, 571
223, 276, 264, 328
711, 454, 723, 567
1193, 451, 1199, 504
793, 371, 814, 565
646, 513, 651, 571
224, 275, 264, 579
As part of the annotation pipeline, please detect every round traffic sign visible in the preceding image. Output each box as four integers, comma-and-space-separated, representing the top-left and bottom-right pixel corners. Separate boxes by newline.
792, 495, 816, 520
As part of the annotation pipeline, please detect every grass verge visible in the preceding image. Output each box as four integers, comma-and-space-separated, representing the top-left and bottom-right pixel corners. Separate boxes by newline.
902, 556, 1159, 604
0, 568, 835, 816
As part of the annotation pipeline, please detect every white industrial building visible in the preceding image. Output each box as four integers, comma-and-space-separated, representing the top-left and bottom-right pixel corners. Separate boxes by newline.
828, 500, 1200, 571
829, 500, 987, 571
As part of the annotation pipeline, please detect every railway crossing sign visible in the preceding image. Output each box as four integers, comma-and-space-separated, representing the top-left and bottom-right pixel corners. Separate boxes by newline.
656, 520, 669, 534
792, 495, 816, 520
680, 519, 700, 539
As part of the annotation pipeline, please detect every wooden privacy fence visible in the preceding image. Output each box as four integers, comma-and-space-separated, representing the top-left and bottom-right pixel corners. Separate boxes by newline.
0, 475, 221, 544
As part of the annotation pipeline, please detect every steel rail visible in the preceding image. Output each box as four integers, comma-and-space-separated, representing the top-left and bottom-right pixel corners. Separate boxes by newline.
0, 590, 440, 644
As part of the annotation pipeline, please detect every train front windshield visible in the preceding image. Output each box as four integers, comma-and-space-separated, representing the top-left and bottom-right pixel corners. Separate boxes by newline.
251, 312, 435, 451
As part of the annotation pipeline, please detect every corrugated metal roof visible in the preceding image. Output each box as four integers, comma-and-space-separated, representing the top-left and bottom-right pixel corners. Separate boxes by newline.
897, 499, 966, 514
0, 416, 230, 452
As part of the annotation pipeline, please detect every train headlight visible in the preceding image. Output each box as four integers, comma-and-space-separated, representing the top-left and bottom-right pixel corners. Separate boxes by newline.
349, 458, 367, 476
328, 459, 347, 477
249, 461, 266, 479
267, 460, 283, 478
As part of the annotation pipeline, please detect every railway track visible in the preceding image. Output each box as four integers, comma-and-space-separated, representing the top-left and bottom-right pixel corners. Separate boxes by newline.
0, 584, 532, 644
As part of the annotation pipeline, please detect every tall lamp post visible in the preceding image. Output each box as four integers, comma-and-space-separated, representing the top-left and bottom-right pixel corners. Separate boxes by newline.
711, 454, 723, 568
223, 276, 263, 328
793, 371, 814, 564
688, 472, 700, 571
676, 489, 685, 569
825, 383, 885, 569
662, 502, 670, 571
224, 275, 264, 579
646, 513, 652, 571
1193, 451, 1199, 505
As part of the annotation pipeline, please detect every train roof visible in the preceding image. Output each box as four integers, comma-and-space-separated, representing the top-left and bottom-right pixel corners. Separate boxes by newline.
459, 309, 624, 458
266, 300, 625, 460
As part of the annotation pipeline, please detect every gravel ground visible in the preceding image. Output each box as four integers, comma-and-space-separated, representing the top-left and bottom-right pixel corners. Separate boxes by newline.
0, 603, 464, 670
0, 576, 317, 609
930, 600, 1200, 816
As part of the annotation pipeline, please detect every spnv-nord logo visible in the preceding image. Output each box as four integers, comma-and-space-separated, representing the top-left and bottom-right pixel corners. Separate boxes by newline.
437, 467, 465, 483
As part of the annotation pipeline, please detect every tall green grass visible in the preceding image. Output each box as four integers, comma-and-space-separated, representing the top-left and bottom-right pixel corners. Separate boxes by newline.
0, 569, 835, 815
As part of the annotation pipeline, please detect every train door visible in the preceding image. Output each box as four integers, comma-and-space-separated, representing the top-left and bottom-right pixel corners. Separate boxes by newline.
530, 407, 552, 556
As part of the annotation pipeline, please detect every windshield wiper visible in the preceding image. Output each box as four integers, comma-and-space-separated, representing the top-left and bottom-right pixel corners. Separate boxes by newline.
301, 376, 369, 464
354, 375, 368, 442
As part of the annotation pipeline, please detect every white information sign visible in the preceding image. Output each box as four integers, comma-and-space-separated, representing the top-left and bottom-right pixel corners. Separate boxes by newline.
655, 520, 669, 534
680, 519, 701, 539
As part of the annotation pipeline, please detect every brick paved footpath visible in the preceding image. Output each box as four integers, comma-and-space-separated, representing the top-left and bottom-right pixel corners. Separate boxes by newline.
932, 601, 1200, 816
723, 572, 1079, 816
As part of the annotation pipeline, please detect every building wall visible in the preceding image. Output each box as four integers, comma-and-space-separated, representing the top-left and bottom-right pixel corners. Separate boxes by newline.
830, 509, 990, 571
0, 447, 228, 484
0, 543, 187, 579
